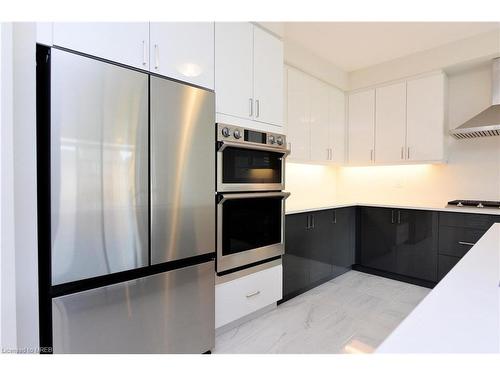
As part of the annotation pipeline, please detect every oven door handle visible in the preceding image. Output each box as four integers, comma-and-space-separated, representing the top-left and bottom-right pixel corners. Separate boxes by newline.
217, 140, 290, 157
218, 191, 291, 204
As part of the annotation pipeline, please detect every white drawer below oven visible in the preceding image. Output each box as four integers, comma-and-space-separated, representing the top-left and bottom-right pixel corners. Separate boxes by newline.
215, 264, 282, 329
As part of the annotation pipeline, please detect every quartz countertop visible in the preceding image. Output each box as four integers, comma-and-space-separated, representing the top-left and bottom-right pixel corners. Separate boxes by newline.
286, 202, 500, 216
376, 223, 500, 353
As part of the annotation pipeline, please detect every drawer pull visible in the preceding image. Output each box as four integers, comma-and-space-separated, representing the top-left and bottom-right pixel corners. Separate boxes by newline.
458, 241, 475, 246
246, 291, 261, 298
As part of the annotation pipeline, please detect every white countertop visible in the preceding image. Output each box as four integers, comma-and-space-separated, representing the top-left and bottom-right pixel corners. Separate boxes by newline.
376, 223, 500, 353
286, 202, 500, 216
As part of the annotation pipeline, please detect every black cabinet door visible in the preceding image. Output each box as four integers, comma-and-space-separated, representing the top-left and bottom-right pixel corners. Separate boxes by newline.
283, 213, 311, 297
308, 210, 334, 283
438, 226, 485, 258
331, 208, 356, 277
395, 210, 438, 282
359, 207, 397, 273
438, 254, 461, 281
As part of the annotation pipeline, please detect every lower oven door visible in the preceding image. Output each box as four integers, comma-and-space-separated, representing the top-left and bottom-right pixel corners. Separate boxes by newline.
217, 192, 290, 273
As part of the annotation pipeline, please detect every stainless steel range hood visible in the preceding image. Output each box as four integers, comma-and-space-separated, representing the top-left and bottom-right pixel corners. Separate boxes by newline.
450, 58, 500, 139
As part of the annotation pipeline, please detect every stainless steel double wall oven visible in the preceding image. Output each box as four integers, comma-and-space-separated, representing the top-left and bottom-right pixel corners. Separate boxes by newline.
216, 123, 290, 273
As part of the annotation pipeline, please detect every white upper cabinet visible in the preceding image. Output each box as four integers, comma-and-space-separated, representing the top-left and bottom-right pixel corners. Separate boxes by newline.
215, 22, 254, 120
406, 73, 446, 162
329, 87, 346, 164
53, 23, 150, 70
309, 79, 331, 162
253, 26, 284, 127
286, 67, 310, 161
375, 82, 407, 163
215, 23, 284, 129
347, 72, 446, 165
149, 22, 214, 89
348, 90, 375, 164
286, 66, 346, 164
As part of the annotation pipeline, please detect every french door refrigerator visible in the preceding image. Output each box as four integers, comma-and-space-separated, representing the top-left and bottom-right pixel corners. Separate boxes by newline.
37, 46, 215, 353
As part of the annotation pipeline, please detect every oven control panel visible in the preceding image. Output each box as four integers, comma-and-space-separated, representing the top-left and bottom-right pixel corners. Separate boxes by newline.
217, 123, 286, 150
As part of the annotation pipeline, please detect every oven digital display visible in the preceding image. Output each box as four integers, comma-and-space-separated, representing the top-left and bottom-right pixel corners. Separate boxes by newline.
244, 129, 267, 144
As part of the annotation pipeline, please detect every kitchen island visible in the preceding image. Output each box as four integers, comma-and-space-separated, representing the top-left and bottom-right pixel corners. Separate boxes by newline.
376, 223, 500, 353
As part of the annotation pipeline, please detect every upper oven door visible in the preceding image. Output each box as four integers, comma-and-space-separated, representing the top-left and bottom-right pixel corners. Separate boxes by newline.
217, 191, 290, 273
217, 141, 288, 192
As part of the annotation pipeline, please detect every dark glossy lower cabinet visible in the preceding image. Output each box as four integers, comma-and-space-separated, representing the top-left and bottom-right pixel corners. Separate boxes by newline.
285, 206, 499, 299
437, 254, 461, 281
283, 207, 355, 300
437, 212, 499, 281
358, 207, 438, 283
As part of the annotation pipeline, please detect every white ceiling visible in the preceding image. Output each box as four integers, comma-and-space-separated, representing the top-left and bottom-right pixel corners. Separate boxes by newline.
279, 22, 500, 72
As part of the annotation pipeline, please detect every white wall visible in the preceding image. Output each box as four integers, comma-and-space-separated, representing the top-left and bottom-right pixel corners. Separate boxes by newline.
284, 39, 350, 91
12, 22, 38, 351
285, 162, 338, 212
1, 22, 18, 352
336, 65, 500, 206
350, 29, 500, 90
0, 22, 38, 352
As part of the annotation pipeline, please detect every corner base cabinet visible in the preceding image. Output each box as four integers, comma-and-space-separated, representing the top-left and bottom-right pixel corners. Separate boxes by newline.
283, 208, 356, 300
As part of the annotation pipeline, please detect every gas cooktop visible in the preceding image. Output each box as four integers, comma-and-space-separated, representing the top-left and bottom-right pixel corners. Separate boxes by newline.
447, 200, 500, 208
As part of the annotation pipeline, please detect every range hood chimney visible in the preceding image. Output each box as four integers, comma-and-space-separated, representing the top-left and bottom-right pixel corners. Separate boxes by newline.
450, 58, 500, 139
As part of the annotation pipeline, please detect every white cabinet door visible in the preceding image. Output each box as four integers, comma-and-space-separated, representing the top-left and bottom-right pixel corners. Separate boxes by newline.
375, 82, 407, 163
253, 26, 284, 127
215, 22, 254, 120
406, 74, 445, 161
329, 86, 346, 164
150, 22, 214, 89
348, 90, 375, 164
286, 67, 310, 161
53, 23, 150, 70
309, 78, 330, 162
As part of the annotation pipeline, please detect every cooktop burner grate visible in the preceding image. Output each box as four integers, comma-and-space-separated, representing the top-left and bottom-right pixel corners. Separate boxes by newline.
447, 200, 500, 208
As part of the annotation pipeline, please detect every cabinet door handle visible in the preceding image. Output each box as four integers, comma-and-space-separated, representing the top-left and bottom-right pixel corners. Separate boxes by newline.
288, 142, 292, 153
370, 149, 374, 162
246, 291, 260, 298
306, 215, 310, 229
391, 210, 395, 224
249, 98, 253, 117
142, 40, 147, 66
407, 147, 410, 160
311, 214, 315, 228
333, 210, 337, 224
154, 44, 159, 69
330, 147, 334, 161
458, 241, 475, 246
255, 99, 260, 118
401, 146, 404, 160
397, 210, 401, 224
326, 148, 330, 160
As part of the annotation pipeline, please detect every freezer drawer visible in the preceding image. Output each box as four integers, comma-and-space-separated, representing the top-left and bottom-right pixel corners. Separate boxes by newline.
150, 76, 215, 264
50, 49, 149, 285
52, 261, 215, 353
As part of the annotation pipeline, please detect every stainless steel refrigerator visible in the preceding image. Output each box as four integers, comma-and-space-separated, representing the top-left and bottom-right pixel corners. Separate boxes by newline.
39, 47, 215, 353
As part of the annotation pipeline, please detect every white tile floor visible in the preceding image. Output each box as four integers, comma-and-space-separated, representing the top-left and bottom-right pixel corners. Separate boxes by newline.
213, 270, 430, 354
